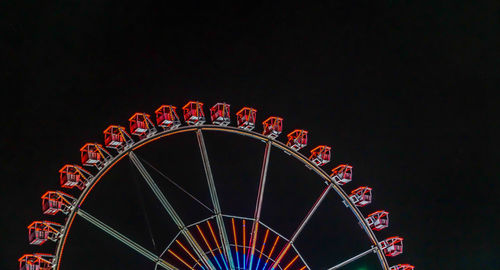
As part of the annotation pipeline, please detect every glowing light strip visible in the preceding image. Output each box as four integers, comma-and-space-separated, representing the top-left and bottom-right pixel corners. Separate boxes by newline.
176, 240, 200, 266
259, 229, 270, 260
207, 221, 229, 270
207, 221, 223, 256
232, 218, 240, 270
283, 255, 299, 270
246, 222, 258, 268
269, 244, 291, 270
265, 236, 280, 265
243, 220, 247, 269
197, 225, 223, 270
168, 250, 193, 269
255, 229, 270, 270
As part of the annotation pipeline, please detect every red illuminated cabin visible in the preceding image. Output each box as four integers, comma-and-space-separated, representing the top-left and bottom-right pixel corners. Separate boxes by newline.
380, 236, 404, 257
129, 112, 157, 138
28, 221, 63, 245
59, 164, 92, 190
286, 129, 308, 151
262, 116, 283, 139
80, 143, 112, 169
182, 101, 205, 125
330, 164, 352, 185
236, 107, 257, 130
349, 186, 372, 207
155, 105, 181, 130
103, 125, 133, 151
210, 103, 231, 126
41, 191, 75, 215
366, 210, 389, 231
18, 253, 54, 270
390, 264, 415, 270
309, 145, 331, 166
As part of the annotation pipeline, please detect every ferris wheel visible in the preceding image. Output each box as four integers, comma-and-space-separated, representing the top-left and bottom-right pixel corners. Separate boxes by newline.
19, 101, 414, 270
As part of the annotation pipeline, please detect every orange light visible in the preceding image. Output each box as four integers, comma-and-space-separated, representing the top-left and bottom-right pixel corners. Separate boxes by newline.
258, 229, 270, 259
176, 240, 199, 265
207, 220, 224, 256
168, 249, 193, 269
271, 244, 291, 269
232, 218, 238, 253
283, 255, 299, 270
265, 235, 280, 264
250, 222, 259, 256
242, 219, 246, 256
196, 225, 216, 258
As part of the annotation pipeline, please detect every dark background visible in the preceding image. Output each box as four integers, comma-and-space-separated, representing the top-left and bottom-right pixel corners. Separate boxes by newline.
1, 1, 498, 270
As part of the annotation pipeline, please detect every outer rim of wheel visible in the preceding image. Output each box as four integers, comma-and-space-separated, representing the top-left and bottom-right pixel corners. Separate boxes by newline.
54, 124, 390, 270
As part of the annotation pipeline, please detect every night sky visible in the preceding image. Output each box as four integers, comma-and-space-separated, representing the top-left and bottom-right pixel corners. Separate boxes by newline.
1, 2, 498, 270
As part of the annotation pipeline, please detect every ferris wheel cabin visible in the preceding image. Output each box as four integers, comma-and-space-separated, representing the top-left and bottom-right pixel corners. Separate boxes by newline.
182, 101, 205, 125
262, 116, 283, 139
59, 164, 92, 190
390, 264, 415, 270
128, 112, 156, 138
366, 210, 389, 231
18, 254, 54, 270
80, 143, 112, 169
349, 186, 372, 206
155, 105, 181, 130
103, 125, 133, 151
309, 145, 331, 166
380, 236, 404, 257
28, 221, 63, 245
210, 102, 231, 126
286, 129, 308, 151
236, 107, 257, 130
41, 191, 75, 215
330, 164, 353, 185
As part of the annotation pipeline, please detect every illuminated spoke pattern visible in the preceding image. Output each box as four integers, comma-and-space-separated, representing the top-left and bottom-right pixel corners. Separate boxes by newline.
162, 216, 309, 270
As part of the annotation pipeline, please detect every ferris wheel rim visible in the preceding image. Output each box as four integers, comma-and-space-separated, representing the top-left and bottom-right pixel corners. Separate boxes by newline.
51, 124, 390, 270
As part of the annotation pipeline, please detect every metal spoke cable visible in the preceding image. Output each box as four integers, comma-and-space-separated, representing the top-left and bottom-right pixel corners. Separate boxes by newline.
137, 155, 214, 214
129, 158, 157, 251
77, 209, 177, 270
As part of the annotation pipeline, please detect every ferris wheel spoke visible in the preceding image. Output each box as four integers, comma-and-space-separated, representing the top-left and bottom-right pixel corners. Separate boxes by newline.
248, 140, 272, 270
269, 184, 333, 270
327, 246, 377, 270
76, 208, 177, 270
196, 129, 236, 270
129, 151, 217, 270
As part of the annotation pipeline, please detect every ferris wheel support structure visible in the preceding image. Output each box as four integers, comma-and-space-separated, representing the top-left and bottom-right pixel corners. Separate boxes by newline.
48, 125, 392, 270
196, 130, 236, 270
21, 101, 414, 270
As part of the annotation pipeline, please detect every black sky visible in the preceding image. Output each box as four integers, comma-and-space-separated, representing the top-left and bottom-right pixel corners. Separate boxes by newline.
1, 1, 498, 270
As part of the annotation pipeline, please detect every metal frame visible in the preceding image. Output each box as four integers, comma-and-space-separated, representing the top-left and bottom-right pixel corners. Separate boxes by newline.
45, 124, 391, 270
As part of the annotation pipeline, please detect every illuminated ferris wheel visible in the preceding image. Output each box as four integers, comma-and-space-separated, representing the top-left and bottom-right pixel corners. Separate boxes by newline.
19, 101, 414, 270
